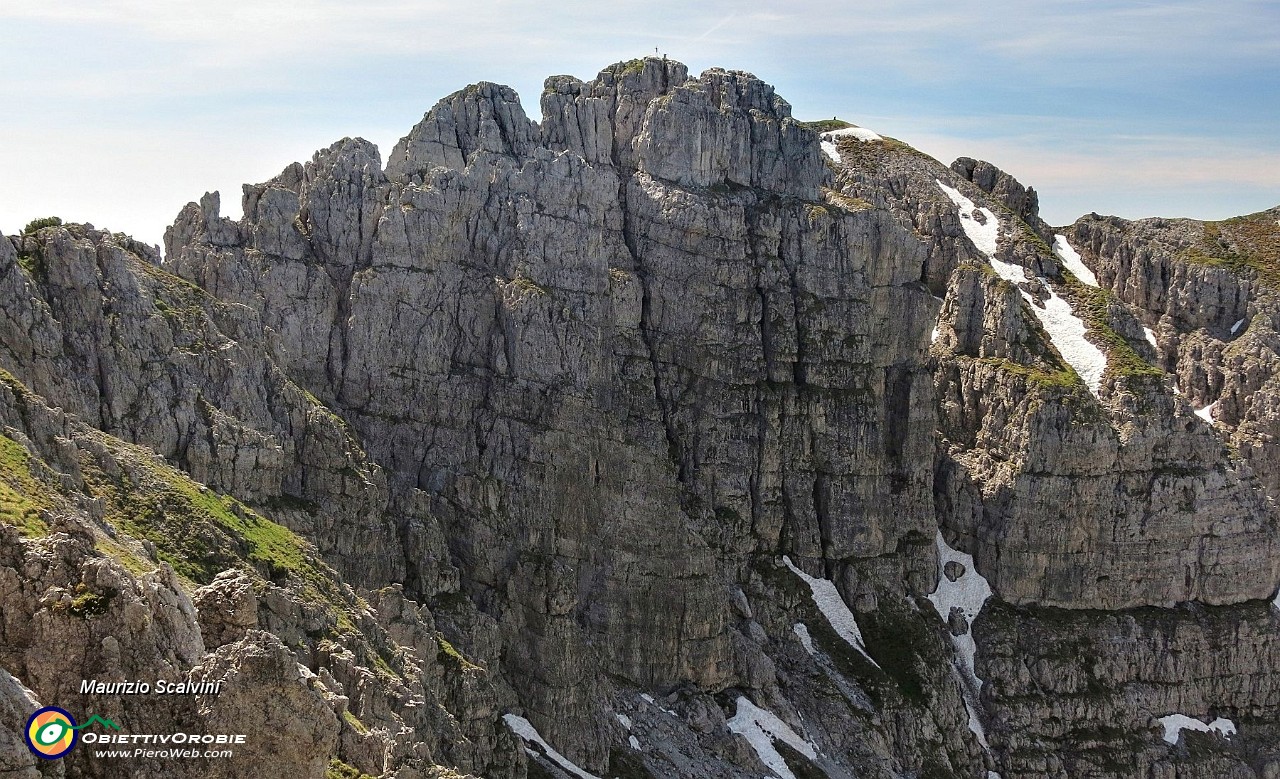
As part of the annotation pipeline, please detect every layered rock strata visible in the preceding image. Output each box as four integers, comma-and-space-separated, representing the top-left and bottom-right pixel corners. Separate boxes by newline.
0, 57, 1277, 778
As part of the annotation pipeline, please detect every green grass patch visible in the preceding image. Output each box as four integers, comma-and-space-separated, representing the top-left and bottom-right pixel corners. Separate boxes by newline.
325, 758, 376, 779
81, 439, 360, 635
1179, 212, 1280, 288
15, 250, 44, 279
799, 119, 853, 133
436, 634, 482, 672
1064, 279, 1163, 384
858, 594, 950, 707
510, 276, 547, 296
66, 582, 114, 618
341, 709, 369, 735
294, 384, 352, 433
0, 434, 50, 537
756, 559, 892, 703
821, 188, 873, 213
975, 357, 1080, 392
616, 58, 647, 77
93, 536, 156, 578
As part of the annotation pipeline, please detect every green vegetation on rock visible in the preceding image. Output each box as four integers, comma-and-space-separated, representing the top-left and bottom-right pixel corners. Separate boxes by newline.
325, 758, 376, 779
975, 357, 1080, 392
341, 710, 369, 735
1180, 211, 1280, 288
0, 433, 50, 537
1063, 278, 1164, 386
799, 118, 853, 133
21, 216, 62, 234
80, 435, 362, 636
66, 582, 114, 618
436, 633, 482, 672
858, 592, 950, 707
616, 58, 647, 77
15, 249, 44, 279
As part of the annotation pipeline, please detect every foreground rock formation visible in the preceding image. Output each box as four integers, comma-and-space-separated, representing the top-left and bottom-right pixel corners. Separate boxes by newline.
1, 57, 1279, 778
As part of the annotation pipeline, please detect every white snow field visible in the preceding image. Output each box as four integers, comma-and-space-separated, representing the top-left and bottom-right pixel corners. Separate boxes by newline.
927, 531, 995, 749
1052, 234, 1098, 287
1157, 714, 1237, 744
1195, 400, 1218, 424
727, 696, 818, 779
783, 556, 879, 667
937, 181, 1108, 396
503, 714, 603, 779
819, 124, 882, 163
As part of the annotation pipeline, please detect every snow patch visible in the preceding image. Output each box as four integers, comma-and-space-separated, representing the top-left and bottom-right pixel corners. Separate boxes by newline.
823, 125, 883, 142
818, 125, 882, 163
936, 183, 1109, 397
1158, 714, 1237, 745
726, 696, 817, 779
937, 180, 1000, 258
1273, 587, 1280, 611
1232, 317, 1246, 334
629, 735, 642, 751
616, 713, 631, 730
793, 623, 816, 655
783, 556, 879, 667
503, 714, 603, 779
1052, 234, 1098, 287
927, 531, 994, 749
931, 325, 941, 343
1142, 327, 1158, 348
1195, 400, 1218, 424
1034, 286, 1109, 396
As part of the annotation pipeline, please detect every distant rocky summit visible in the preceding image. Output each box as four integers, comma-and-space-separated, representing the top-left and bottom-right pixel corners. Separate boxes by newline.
2, 56, 1280, 778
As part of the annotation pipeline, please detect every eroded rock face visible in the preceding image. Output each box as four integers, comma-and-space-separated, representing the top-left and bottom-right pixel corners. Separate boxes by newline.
167, 56, 944, 771
0, 222, 404, 592
835, 139, 1280, 610
0, 666, 54, 779
1, 56, 1279, 778
978, 600, 1280, 779
1064, 210, 1280, 501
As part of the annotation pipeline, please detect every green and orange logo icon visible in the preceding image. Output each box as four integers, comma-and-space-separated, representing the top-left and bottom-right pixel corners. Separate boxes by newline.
24, 707, 118, 759
25, 707, 78, 759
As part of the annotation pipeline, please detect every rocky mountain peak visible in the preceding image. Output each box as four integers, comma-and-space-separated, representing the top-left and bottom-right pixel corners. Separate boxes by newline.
950, 155, 1045, 235
3, 58, 1280, 779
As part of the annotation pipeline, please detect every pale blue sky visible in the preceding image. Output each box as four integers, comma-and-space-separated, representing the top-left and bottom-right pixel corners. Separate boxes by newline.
1, 0, 1277, 249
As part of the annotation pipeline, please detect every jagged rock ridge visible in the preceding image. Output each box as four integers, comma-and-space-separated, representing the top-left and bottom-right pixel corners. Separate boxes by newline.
1, 57, 1278, 779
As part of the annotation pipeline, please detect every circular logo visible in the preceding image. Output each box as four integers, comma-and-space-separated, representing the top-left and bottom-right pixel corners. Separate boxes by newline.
25, 707, 78, 760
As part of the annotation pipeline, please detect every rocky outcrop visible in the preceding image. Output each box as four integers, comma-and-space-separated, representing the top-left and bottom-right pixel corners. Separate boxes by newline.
166, 57, 949, 773
0, 666, 53, 779
979, 600, 1280, 778
0, 222, 403, 591
950, 157, 1048, 241
831, 137, 1280, 610
1, 56, 1278, 778
0, 366, 515, 778
1064, 209, 1280, 501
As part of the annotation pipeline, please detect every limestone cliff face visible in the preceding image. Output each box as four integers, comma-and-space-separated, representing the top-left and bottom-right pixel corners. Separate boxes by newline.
2, 57, 1279, 779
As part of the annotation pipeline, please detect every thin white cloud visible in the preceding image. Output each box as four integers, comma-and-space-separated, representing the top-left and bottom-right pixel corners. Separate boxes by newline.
693, 13, 736, 43
0, 1, 1275, 244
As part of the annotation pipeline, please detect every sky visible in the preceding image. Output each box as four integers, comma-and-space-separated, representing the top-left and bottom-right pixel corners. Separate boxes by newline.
1, 0, 1277, 250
